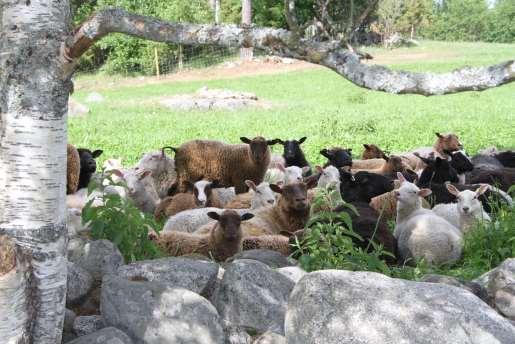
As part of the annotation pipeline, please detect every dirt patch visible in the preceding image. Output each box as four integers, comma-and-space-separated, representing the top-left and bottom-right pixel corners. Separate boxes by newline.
75, 57, 320, 92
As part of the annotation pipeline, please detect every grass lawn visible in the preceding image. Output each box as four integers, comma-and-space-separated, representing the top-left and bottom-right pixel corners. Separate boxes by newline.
70, 40, 515, 167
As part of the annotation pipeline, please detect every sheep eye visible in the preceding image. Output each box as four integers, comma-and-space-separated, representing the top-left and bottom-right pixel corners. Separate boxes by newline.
256, 191, 261, 194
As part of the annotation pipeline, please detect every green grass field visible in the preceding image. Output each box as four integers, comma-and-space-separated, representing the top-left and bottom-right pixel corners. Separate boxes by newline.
70, 40, 515, 167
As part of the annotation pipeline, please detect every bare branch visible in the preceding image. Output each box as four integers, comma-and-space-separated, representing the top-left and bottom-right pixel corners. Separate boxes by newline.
67, 8, 515, 96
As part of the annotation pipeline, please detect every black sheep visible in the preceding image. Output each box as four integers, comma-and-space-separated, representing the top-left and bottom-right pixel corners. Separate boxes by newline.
321, 147, 353, 169
277, 137, 311, 175
494, 150, 515, 168
416, 155, 459, 187
339, 170, 394, 203
77, 148, 103, 189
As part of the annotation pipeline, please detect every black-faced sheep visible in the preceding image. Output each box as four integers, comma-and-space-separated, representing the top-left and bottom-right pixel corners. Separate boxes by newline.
150, 210, 254, 261
67, 144, 81, 195
339, 170, 394, 203
174, 136, 279, 194
277, 137, 312, 175
77, 148, 103, 189
320, 147, 353, 168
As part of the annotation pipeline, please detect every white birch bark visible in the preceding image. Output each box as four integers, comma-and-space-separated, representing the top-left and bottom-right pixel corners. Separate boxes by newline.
0, 0, 70, 342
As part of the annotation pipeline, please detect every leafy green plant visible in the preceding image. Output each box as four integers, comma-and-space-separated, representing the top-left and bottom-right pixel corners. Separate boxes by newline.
82, 177, 163, 263
293, 187, 393, 274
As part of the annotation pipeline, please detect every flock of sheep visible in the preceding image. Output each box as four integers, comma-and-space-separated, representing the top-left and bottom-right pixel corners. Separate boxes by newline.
66, 132, 514, 266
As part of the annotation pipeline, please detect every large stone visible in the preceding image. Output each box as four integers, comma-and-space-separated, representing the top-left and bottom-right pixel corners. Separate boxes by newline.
101, 275, 224, 344
214, 259, 295, 335
253, 332, 286, 344
495, 283, 515, 321
286, 270, 515, 344
116, 257, 219, 297
228, 250, 294, 268
66, 327, 133, 344
420, 274, 488, 302
276, 266, 306, 284
223, 321, 252, 344
68, 239, 124, 281
474, 258, 515, 296
67, 261, 93, 305
73, 315, 105, 337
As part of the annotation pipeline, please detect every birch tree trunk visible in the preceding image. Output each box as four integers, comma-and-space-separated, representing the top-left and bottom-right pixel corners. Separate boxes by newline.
240, 0, 253, 61
0, 0, 70, 342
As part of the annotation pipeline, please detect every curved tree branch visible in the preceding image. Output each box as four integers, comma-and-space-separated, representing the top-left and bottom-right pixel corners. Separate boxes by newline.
66, 8, 515, 96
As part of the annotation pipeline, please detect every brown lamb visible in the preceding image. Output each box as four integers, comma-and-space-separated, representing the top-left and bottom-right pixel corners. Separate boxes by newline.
352, 155, 407, 176
67, 143, 81, 194
362, 144, 388, 160
150, 210, 254, 262
174, 136, 279, 194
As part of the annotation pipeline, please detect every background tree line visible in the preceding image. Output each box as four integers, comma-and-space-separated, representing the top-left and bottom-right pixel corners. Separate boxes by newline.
73, 0, 514, 75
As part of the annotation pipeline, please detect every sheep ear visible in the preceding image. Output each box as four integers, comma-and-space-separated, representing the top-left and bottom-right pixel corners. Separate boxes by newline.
240, 213, 254, 221
269, 184, 283, 194
418, 188, 432, 197
137, 170, 152, 180
301, 166, 310, 175
267, 139, 280, 146
298, 137, 307, 144
277, 164, 286, 172
207, 212, 220, 221
445, 183, 460, 197
396, 172, 406, 184
363, 144, 370, 150
384, 155, 390, 162
276, 139, 285, 145
110, 169, 124, 178
305, 177, 318, 189
320, 149, 331, 159
92, 150, 103, 158
436, 132, 443, 138
347, 148, 352, 153
315, 165, 323, 174
245, 180, 257, 191
240, 137, 251, 144
210, 180, 220, 188
476, 184, 489, 197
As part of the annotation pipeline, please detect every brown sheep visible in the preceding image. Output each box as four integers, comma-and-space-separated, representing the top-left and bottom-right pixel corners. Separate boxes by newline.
242, 235, 291, 255
154, 180, 223, 220
150, 210, 254, 262
174, 136, 280, 194
369, 189, 432, 221
401, 132, 463, 171
362, 144, 388, 160
67, 143, 81, 194
238, 182, 315, 237
352, 155, 409, 177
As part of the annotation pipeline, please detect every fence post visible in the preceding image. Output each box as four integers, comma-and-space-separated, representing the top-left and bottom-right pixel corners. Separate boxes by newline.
154, 47, 160, 78
178, 45, 184, 71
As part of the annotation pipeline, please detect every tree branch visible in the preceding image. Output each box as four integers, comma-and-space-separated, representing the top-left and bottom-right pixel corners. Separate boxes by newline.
66, 8, 515, 96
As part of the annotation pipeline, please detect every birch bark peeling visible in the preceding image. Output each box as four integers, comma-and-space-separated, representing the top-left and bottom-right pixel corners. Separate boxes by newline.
67, 8, 515, 96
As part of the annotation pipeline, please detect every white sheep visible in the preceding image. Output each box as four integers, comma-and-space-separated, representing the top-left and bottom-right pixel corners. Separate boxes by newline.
135, 149, 176, 198
394, 172, 463, 266
432, 184, 491, 233
264, 165, 308, 185
112, 168, 160, 214
224, 180, 277, 209
316, 165, 340, 189
309, 165, 343, 212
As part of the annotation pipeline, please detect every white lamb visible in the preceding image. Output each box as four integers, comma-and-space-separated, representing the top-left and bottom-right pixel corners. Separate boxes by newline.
432, 184, 491, 233
112, 168, 160, 214
394, 172, 463, 266
264, 165, 309, 185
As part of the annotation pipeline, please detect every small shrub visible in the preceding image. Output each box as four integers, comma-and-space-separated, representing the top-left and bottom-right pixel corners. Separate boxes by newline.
82, 178, 163, 263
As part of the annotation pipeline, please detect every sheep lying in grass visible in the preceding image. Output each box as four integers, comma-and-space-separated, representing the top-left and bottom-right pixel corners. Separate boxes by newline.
432, 184, 491, 233
136, 148, 176, 198
362, 144, 388, 160
236, 182, 314, 237
154, 180, 224, 220
112, 169, 160, 214
67, 144, 81, 194
224, 180, 276, 209
77, 148, 103, 190
174, 136, 279, 194
394, 172, 462, 266
150, 210, 254, 261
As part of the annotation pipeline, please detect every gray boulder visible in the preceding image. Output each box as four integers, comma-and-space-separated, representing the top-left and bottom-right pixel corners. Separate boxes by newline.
214, 259, 295, 335
66, 262, 93, 305
474, 258, 515, 296
101, 275, 224, 344
228, 250, 294, 268
286, 270, 515, 344
66, 327, 133, 344
495, 283, 515, 321
223, 321, 252, 344
68, 239, 124, 281
73, 315, 105, 337
277, 266, 306, 284
420, 274, 488, 302
253, 332, 286, 344
116, 257, 219, 297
